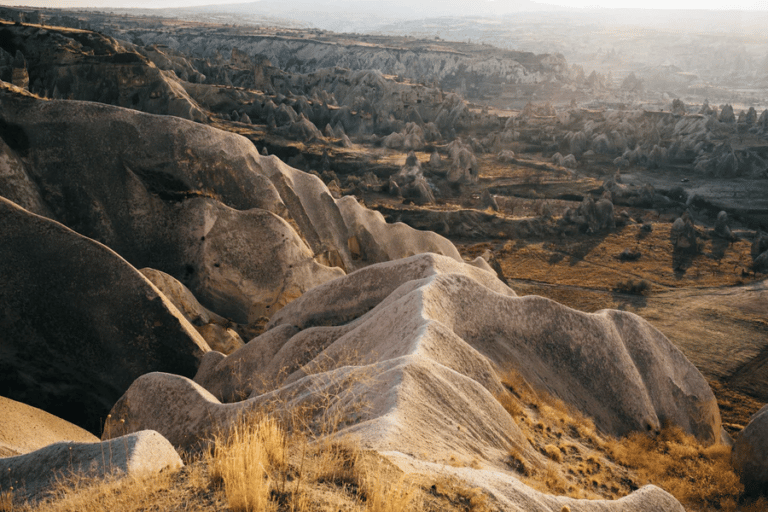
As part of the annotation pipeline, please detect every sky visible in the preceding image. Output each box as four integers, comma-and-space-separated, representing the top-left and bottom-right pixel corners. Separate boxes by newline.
0, 0, 766, 9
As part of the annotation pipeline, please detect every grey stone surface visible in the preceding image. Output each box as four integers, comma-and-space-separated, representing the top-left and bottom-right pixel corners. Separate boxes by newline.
0, 197, 209, 433
732, 404, 768, 495
0, 430, 182, 501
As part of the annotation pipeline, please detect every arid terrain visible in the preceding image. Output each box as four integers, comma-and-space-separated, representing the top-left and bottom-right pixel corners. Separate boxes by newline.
0, 4, 767, 511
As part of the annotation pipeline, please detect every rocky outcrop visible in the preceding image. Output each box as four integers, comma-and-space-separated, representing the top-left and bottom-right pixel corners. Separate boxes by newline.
0, 91, 461, 325
105, 254, 722, 452
446, 138, 479, 185
752, 230, 768, 272
0, 197, 210, 433
671, 211, 698, 254
104, 253, 717, 510
0, 397, 98, 458
712, 211, 735, 240
337, 195, 462, 264
390, 151, 435, 205
732, 405, 768, 495
96, 26, 567, 102
194, 253, 515, 401
0, 135, 51, 217
139, 268, 244, 354
0, 23, 206, 121
0, 94, 342, 324
139, 268, 227, 329
563, 196, 615, 233
0, 431, 182, 501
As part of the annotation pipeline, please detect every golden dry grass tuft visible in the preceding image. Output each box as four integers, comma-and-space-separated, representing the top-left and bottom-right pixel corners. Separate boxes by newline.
5, 463, 223, 512
605, 424, 744, 512
206, 414, 286, 512
4, 407, 432, 512
1, 490, 15, 512
496, 368, 756, 511
362, 474, 420, 512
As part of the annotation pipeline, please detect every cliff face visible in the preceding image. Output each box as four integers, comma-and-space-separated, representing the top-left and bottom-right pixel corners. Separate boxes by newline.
87, 23, 568, 101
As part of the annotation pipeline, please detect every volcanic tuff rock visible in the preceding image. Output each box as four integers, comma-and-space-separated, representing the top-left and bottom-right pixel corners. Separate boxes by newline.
104, 253, 709, 510
0, 197, 210, 433
0, 89, 461, 324
139, 268, 244, 354
194, 253, 515, 401
0, 396, 98, 458
732, 404, 768, 495
0, 135, 50, 217
0, 430, 183, 502
139, 268, 228, 329
93, 25, 568, 100
0, 22, 206, 121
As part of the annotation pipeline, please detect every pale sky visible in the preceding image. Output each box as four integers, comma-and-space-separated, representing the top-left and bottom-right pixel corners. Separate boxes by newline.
0, 0, 766, 10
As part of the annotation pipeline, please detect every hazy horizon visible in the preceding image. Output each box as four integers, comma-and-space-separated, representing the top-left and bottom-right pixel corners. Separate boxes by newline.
1, 0, 766, 11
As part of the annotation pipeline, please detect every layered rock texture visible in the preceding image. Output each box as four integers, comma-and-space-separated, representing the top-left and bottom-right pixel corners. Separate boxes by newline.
0, 196, 209, 433
104, 253, 718, 510
0, 85, 462, 434
0, 12, 755, 510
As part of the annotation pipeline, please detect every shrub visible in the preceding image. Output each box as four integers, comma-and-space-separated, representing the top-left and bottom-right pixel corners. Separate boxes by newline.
614, 278, 650, 295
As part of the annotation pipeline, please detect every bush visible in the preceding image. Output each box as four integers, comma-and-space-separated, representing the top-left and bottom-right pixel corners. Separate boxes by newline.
614, 278, 650, 295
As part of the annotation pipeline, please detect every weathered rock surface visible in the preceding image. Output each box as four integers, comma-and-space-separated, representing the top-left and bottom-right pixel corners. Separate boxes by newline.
732, 404, 768, 495
0, 89, 461, 322
0, 134, 50, 217
140, 268, 244, 354
0, 196, 209, 433
0, 430, 182, 501
97, 26, 567, 103
139, 268, 227, 328
104, 253, 711, 510
337, 195, 462, 264
194, 253, 516, 401
0, 23, 206, 121
106, 253, 719, 452
0, 396, 98, 458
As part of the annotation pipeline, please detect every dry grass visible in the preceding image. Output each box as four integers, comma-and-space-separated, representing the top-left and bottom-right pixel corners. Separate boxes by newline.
1, 490, 15, 512
496, 368, 758, 511
3, 406, 427, 512
4, 463, 222, 512
362, 474, 420, 512
429, 478, 492, 512
206, 415, 286, 512
469, 218, 760, 295
605, 424, 744, 511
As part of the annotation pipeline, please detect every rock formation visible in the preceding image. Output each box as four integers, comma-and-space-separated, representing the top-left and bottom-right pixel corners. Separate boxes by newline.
752, 230, 768, 272
140, 268, 244, 353
0, 197, 210, 433
670, 211, 698, 254
446, 138, 479, 185
0, 88, 460, 325
0, 397, 98, 458
1, 431, 182, 502
102, 253, 719, 510
106, 253, 722, 452
0, 23, 206, 121
390, 151, 435, 205
563, 196, 615, 233
732, 405, 768, 495
712, 211, 735, 240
